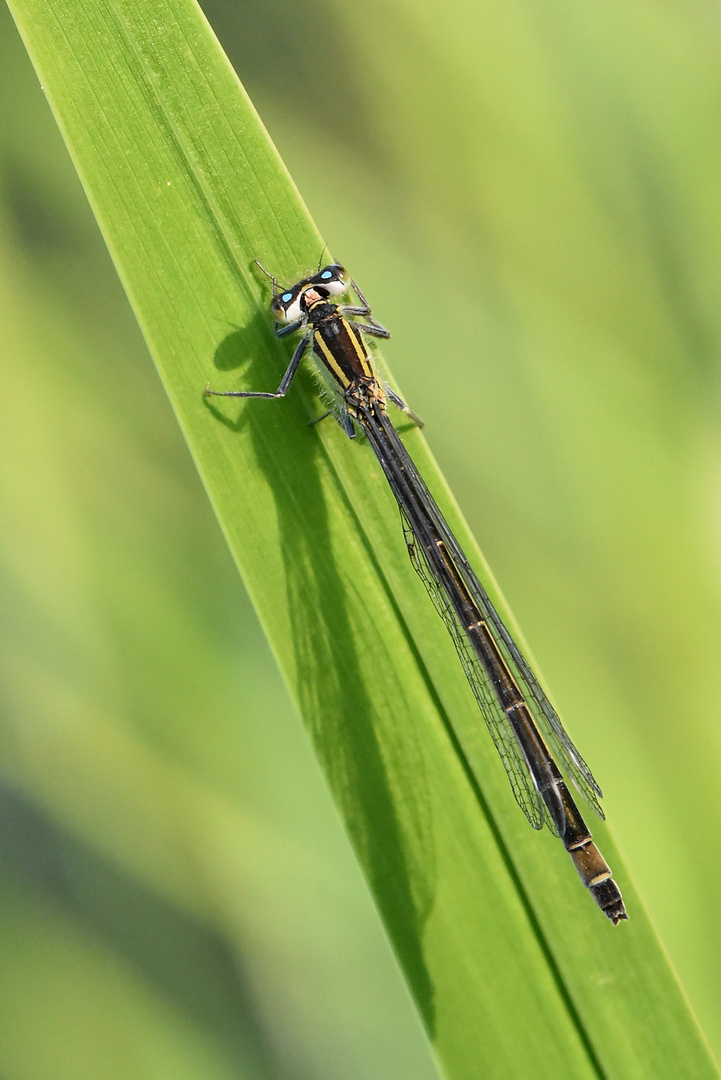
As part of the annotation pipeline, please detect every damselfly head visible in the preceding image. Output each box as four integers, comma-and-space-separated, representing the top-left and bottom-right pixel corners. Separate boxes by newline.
269, 265, 350, 323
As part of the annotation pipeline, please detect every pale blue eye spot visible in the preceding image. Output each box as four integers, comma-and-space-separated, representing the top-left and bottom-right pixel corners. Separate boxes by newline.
282, 292, 293, 302
321, 270, 332, 280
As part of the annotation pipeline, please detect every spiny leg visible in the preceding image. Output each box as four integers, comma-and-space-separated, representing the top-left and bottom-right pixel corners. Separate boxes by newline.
308, 406, 356, 439
342, 278, 391, 337
205, 334, 310, 400
385, 385, 424, 428
348, 319, 391, 340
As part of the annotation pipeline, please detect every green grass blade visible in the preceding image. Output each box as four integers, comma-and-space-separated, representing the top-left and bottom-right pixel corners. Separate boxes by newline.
5, 0, 718, 1077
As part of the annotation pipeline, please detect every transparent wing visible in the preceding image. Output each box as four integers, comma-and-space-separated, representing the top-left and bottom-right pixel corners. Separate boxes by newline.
396, 444, 604, 822
400, 508, 550, 832
480, 591, 604, 818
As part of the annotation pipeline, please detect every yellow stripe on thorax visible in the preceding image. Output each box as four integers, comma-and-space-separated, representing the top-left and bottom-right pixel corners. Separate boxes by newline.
314, 331, 350, 387
313, 318, 377, 387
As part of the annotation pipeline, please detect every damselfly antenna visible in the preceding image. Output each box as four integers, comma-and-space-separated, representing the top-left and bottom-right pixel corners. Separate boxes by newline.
316, 244, 330, 272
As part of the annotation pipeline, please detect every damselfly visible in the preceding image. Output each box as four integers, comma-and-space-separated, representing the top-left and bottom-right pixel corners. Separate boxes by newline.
205, 262, 627, 924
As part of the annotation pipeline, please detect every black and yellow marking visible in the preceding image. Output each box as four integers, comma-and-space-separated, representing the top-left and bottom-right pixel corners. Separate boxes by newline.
313, 314, 378, 388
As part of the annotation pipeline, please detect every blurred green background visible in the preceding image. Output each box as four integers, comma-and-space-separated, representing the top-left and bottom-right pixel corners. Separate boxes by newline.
2, 0, 721, 1075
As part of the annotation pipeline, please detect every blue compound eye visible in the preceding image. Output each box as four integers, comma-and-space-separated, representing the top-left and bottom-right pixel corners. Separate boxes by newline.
271, 287, 302, 322
320, 265, 350, 296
